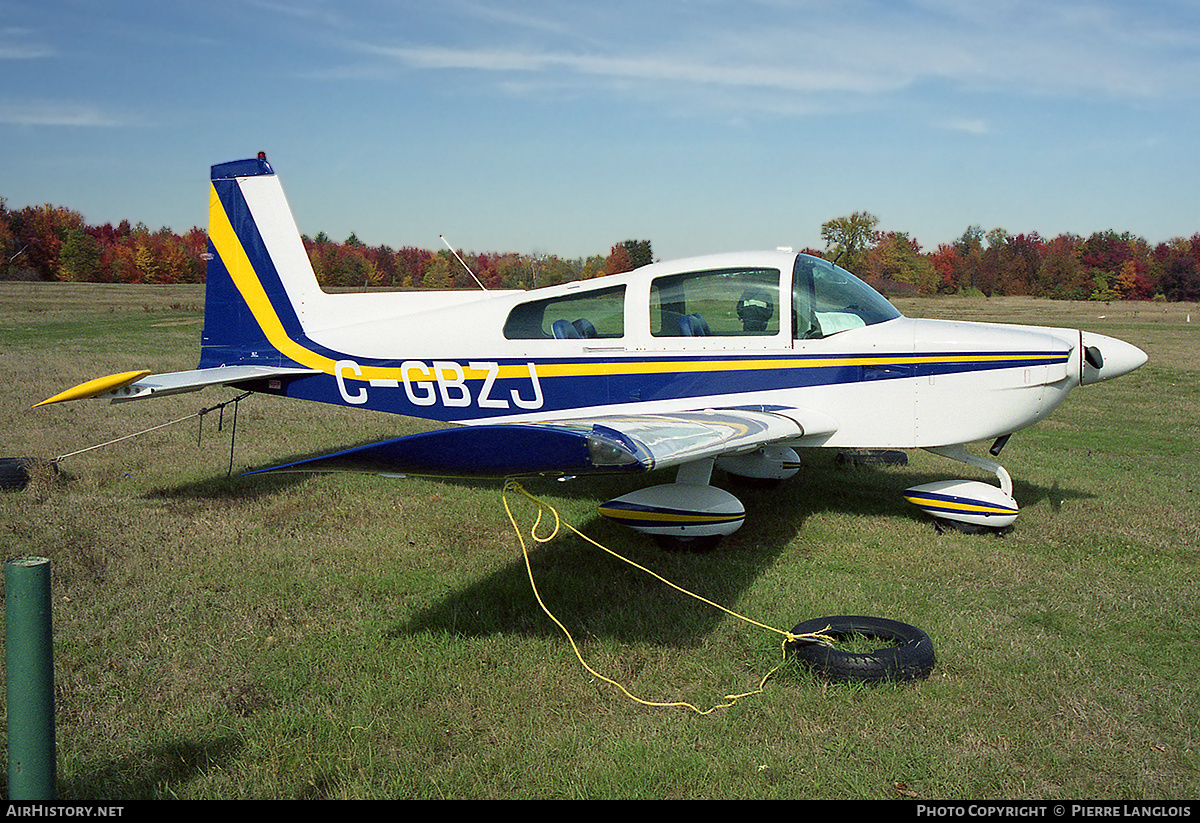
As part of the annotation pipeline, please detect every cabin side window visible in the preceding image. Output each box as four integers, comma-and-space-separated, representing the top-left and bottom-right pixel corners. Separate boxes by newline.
503, 285, 626, 340
649, 268, 781, 337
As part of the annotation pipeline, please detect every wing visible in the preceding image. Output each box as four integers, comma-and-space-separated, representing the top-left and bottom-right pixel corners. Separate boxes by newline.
245, 407, 839, 479
34, 365, 320, 407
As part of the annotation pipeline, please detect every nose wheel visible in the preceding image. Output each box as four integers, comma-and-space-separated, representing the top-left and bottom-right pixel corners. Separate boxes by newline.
904, 443, 1019, 532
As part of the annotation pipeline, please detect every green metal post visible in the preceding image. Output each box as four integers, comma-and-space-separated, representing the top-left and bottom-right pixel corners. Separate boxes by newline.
5, 556, 56, 800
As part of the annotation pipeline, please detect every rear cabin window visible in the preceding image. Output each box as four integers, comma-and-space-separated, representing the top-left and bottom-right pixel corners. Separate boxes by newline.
503, 285, 626, 339
650, 268, 781, 337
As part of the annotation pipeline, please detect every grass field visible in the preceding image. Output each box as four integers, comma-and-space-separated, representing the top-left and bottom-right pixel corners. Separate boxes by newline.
0, 282, 1197, 800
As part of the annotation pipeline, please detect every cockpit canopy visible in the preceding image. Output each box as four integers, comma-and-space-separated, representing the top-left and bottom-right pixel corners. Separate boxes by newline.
503, 252, 900, 342
792, 254, 901, 339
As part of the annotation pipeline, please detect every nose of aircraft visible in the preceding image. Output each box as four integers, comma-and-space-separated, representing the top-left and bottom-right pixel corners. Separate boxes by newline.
1080, 331, 1148, 385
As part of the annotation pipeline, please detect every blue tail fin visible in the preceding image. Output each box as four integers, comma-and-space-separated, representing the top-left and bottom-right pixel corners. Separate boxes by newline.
200, 155, 325, 370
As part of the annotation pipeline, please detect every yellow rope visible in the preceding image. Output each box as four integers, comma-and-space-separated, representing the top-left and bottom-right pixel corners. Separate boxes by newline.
501, 480, 830, 715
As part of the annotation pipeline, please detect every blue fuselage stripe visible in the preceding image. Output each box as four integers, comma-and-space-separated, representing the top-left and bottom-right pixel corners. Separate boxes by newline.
267, 351, 1066, 421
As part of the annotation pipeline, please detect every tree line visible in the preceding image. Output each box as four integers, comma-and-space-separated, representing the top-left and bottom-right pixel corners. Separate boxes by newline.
2, 197, 1198, 302
819, 211, 1200, 302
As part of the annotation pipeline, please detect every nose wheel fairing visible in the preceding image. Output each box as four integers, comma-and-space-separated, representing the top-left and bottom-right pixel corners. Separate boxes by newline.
905, 444, 1019, 531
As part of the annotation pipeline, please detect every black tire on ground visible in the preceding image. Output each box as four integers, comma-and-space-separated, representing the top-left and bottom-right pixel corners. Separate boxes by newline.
933, 517, 1006, 536
786, 615, 936, 683
0, 457, 32, 491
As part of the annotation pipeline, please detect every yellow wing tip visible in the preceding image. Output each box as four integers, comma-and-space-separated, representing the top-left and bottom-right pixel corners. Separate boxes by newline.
34, 370, 152, 408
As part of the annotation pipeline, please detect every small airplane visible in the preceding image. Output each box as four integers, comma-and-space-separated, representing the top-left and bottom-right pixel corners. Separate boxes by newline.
37, 153, 1148, 548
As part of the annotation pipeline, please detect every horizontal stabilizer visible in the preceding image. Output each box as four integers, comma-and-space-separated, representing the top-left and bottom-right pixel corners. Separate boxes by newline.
36, 365, 319, 406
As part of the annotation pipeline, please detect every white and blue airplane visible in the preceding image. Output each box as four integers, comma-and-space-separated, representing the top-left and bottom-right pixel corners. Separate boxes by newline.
38, 154, 1148, 547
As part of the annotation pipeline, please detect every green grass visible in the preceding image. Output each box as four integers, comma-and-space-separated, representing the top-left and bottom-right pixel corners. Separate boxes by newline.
0, 284, 1197, 799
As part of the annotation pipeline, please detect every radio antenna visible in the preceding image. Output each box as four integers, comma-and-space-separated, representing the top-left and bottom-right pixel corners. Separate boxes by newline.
439, 235, 487, 291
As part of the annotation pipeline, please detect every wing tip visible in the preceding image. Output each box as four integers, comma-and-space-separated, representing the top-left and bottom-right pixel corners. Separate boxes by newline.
33, 370, 152, 408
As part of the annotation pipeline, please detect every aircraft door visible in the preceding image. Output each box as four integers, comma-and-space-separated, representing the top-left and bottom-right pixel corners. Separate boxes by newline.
791, 255, 916, 444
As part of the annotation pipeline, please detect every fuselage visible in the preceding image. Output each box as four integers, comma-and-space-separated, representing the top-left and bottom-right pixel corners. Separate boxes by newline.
199, 234, 1145, 450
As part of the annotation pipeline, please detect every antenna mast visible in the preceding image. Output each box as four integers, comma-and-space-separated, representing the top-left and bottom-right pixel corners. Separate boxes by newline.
439, 235, 488, 291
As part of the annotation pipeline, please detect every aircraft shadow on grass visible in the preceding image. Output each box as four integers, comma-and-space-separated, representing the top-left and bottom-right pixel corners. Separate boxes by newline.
49, 735, 244, 802
140, 441, 1093, 649
385, 455, 1094, 646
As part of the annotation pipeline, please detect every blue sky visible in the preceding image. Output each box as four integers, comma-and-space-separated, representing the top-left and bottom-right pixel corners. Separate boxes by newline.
3, 0, 1198, 261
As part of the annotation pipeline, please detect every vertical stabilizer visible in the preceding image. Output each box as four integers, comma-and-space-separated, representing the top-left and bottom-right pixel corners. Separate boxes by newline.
200, 154, 323, 370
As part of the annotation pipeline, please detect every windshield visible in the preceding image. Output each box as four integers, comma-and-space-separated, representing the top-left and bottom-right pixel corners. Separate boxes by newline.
792, 254, 901, 339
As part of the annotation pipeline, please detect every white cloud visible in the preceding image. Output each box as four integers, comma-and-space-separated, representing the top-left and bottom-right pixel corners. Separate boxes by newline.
367, 44, 902, 96
344, 0, 1200, 109
0, 102, 139, 128
0, 26, 54, 59
938, 118, 990, 136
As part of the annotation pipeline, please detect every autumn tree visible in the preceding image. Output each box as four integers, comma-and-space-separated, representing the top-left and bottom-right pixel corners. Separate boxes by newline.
395, 246, 434, 288
421, 252, 455, 289
861, 231, 936, 295
536, 255, 584, 288
305, 233, 340, 288
1153, 236, 1200, 302
342, 248, 381, 288
946, 225, 984, 293
604, 239, 652, 276
10, 186, 1200, 301
620, 239, 653, 269
1005, 233, 1045, 296
493, 252, 533, 289
820, 211, 878, 274
367, 243, 398, 287
179, 228, 208, 283
1036, 235, 1087, 300
927, 243, 961, 294
981, 231, 1044, 296
58, 226, 103, 281
8, 204, 85, 280
0, 198, 13, 277
604, 243, 632, 275
1075, 231, 1155, 300
579, 254, 607, 280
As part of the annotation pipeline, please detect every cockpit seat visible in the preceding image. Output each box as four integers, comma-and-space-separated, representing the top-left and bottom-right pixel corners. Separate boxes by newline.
552, 319, 583, 339
679, 313, 711, 337
572, 318, 597, 338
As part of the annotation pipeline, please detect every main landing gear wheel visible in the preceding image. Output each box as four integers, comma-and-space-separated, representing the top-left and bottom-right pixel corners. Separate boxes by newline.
652, 533, 723, 553
786, 615, 936, 684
